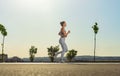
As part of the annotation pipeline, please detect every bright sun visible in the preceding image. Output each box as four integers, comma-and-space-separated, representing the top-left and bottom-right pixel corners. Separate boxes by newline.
17, 0, 53, 12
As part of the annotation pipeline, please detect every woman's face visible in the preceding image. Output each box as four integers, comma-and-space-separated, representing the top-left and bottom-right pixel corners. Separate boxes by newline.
63, 22, 67, 27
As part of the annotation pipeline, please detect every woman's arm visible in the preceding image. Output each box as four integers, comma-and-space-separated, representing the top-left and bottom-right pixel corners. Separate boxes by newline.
61, 28, 70, 37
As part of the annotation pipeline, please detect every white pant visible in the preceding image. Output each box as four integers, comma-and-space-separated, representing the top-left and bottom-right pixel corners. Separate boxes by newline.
57, 37, 68, 60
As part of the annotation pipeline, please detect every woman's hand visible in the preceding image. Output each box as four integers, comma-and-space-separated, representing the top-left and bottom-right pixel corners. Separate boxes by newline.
68, 30, 70, 34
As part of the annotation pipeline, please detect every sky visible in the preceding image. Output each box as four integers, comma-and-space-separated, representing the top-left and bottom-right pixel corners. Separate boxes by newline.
0, 0, 120, 58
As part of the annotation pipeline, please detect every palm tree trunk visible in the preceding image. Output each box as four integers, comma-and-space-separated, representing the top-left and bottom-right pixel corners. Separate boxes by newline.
94, 34, 96, 61
2, 36, 5, 62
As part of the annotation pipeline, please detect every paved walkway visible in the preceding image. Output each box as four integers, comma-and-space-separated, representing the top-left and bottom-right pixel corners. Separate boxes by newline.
0, 63, 120, 76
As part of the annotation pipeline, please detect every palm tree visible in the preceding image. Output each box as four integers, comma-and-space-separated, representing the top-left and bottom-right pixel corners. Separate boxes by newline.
0, 24, 7, 62
29, 46, 37, 62
92, 22, 99, 61
66, 49, 77, 62
47, 45, 59, 62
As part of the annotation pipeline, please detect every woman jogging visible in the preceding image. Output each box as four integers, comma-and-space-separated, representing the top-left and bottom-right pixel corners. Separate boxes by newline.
55, 21, 70, 63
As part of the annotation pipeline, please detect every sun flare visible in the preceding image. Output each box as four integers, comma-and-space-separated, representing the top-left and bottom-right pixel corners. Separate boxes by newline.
17, 0, 53, 12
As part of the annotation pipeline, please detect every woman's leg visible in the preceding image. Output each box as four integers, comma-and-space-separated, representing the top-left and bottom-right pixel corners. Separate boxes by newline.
61, 51, 65, 61
55, 38, 68, 62
60, 38, 68, 62
55, 43, 64, 57
55, 51, 62, 56
54, 38, 64, 57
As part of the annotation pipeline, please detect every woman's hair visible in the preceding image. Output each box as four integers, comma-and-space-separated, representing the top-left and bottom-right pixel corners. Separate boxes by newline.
60, 21, 65, 26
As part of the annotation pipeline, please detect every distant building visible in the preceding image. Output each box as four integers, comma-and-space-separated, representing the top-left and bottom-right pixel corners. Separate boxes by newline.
7, 56, 23, 62
0, 54, 8, 62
